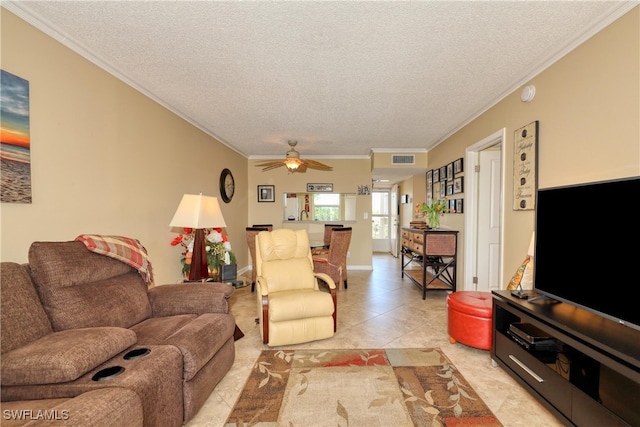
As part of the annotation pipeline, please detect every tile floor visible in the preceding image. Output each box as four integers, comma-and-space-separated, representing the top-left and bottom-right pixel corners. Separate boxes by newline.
186, 253, 564, 427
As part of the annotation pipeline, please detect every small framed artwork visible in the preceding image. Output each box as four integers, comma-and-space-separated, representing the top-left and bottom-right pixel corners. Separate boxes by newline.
446, 163, 454, 181
426, 170, 433, 184
454, 158, 463, 174
257, 185, 275, 202
453, 177, 464, 194
433, 168, 440, 183
456, 199, 464, 213
439, 166, 447, 181
439, 181, 446, 197
449, 199, 456, 212
446, 184, 453, 196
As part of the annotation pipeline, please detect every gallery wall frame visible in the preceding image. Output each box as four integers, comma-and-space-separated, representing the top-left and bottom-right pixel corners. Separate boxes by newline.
453, 158, 463, 174
453, 177, 464, 194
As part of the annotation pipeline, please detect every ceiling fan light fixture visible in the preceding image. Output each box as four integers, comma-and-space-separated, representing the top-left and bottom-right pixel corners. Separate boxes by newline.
284, 157, 302, 172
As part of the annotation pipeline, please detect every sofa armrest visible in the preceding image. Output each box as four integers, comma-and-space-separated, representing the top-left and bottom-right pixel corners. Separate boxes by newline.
147, 282, 232, 317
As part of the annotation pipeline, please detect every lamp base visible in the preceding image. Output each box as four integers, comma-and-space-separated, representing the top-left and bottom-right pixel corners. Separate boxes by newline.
188, 229, 209, 281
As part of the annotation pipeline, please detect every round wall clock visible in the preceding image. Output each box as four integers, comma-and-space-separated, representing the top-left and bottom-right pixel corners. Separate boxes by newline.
219, 168, 235, 203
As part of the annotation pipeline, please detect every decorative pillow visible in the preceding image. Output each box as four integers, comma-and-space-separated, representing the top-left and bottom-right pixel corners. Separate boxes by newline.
507, 256, 530, 290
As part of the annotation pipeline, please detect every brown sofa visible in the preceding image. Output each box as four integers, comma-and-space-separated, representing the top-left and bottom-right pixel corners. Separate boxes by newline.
1, 240, 237, 427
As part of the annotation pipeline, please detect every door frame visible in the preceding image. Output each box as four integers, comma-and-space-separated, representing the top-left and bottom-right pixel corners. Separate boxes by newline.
463, 128, 506, 290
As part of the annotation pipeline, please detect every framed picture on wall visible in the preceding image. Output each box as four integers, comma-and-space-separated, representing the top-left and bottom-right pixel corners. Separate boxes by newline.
439, 166, 447, 181
446, 163, 454, 181
454, 158, 464, 174
453, 177, 463, 194
426, 169, 433, 184
257, 185, 275, 202
433, 169, 440, 183
446, 184, 453, 196
456, 199, 464, 213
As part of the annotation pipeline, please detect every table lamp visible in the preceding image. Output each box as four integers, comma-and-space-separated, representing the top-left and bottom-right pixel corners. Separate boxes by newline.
170, 193, 227, 281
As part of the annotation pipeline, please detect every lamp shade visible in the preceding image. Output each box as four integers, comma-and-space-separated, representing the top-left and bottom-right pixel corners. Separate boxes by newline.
169, 194, 227, 229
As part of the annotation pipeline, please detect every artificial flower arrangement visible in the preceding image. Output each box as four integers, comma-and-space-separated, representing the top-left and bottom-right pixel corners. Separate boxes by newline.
416, 196, 452, 228
170, 227, 236, 277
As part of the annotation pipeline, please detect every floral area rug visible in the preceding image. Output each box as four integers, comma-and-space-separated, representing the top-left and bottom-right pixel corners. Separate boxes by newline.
225, 348, 502, 427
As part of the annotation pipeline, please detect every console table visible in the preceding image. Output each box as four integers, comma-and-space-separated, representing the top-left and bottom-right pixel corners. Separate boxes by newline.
492, 291, 640, 426
401, 227, 458, 299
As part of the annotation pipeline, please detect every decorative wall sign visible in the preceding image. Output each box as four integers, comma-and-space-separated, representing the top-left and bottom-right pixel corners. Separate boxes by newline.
1, 70, 32, 203
513, 121, 538, 210
357, 184, 370, 195
307, 183, 333, 192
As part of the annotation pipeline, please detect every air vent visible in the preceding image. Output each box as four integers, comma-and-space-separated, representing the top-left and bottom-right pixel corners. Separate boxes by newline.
391, 154, 415, 165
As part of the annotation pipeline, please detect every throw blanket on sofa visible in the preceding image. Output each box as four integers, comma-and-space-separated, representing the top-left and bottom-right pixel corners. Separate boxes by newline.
75, 234, 154, 287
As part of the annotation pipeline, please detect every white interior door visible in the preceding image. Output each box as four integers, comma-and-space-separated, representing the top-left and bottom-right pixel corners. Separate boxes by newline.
463, 128, 506, 291
476, 148, 502, 291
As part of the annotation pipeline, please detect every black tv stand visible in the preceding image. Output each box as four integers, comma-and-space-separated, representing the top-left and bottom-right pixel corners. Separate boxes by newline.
492, 290, 640, 426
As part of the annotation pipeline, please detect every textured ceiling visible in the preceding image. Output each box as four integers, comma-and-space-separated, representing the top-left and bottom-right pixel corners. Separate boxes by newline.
4, 1, 635, 182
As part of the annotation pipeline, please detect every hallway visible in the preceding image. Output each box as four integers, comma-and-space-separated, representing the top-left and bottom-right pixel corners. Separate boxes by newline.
187, 253, 563, 426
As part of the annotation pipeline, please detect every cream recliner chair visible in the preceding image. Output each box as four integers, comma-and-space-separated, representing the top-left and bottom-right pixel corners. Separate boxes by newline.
255, 228, 337, 346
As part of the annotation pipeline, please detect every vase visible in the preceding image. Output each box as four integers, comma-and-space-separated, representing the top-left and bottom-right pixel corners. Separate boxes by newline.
427, 211, 440, 229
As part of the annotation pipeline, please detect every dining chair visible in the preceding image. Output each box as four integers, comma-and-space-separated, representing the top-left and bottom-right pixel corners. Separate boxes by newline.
311, 223, 343, 255
252, 224, 273, 231
312, 227, 352, 290
246, 226, 270, 292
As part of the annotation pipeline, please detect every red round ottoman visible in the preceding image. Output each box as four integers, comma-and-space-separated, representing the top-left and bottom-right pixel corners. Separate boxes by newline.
447, 291, 493, 350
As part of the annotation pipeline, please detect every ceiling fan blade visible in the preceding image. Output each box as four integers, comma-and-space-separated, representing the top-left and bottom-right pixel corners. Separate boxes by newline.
296, 163, 308, 173
255, 161, 286, 171
303, 159, 333, 171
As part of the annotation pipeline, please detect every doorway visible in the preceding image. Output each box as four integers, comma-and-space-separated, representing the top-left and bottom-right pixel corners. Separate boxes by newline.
463, 129, 506, 291
371, 189, 393, 253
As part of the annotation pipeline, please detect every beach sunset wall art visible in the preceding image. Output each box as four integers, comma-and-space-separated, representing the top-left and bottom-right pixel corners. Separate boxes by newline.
1, 69, 31, 203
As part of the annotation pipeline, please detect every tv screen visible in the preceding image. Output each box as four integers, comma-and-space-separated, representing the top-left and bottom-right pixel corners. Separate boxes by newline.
533, 176, 640, 331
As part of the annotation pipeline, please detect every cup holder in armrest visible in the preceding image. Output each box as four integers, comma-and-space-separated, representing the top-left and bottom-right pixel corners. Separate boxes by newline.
124, 348, 150, 360
92, 366, 125, 382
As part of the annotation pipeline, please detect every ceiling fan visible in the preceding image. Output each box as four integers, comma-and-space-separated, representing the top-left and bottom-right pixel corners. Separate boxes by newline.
255, 140, 333, 173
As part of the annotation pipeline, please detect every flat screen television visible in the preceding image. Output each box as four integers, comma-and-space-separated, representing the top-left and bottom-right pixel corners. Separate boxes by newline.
533, 176, 640, 331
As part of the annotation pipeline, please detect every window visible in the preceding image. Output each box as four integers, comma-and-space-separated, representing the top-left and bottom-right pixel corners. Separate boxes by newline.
372, 191, 389, 239
313, 193, 340, 221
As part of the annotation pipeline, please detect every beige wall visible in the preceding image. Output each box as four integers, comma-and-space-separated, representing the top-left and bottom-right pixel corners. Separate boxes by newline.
1, 9, 248, 284
425, 7, 640, 288
2, 6, 638, 287
248, 158, 373, 268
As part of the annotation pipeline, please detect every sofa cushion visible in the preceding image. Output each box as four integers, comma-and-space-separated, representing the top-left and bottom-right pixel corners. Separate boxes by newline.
28, 241, 152, 330
1, 263, 53, 354
130, 314, 235, 381
1, 327, 136, 385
